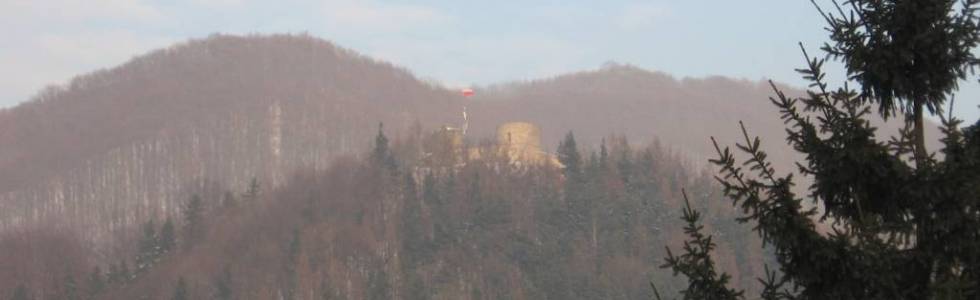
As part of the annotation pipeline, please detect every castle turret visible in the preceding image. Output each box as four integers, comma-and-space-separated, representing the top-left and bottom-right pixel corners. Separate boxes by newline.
496, 122, 556, 165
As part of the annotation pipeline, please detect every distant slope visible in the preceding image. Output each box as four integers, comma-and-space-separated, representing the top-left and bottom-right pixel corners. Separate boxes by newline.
0, 34, 463, 243
0, 34, 937, 249
469, 63, 938, 171
0, 34, 459, 194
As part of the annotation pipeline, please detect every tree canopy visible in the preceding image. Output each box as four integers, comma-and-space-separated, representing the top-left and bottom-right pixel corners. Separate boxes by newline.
659, 1, 980, 299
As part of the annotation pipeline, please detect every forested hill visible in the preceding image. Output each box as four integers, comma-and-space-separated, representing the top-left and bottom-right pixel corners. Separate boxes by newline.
0, 33, 935, 298
3, 131, 767, 299
0, 34, 464, 243
467, 63, 940, 173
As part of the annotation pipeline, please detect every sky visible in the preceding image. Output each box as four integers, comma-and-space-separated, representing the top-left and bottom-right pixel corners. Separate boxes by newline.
2, 0, 978, 122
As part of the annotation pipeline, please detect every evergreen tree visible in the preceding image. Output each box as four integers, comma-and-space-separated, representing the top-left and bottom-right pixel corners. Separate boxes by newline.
118, 261, 131, 283
212, 264, 233, 300
135, 220, 159, 272
222, 191, 237, 208
282, 230, 301, 300
85, 266, 105, 300
171, 277, 189, 300
557, 131, 583, 179
62, 274, 78, 300
425, 171, 453, 247
615, 138, 633, 186
635, 149, 659, 207
319, 278, 337, 300
366, 270, 391, 300
817, 0, 980, 165
659, 1, 980, 299
243, 178, 260, 203
599, 138, 610, 171
401, 171, 427, 268
10, 284, 29, 300
372, 122, 397, 171
106, 263, 120, 286
422, 171, 440, 206
159, 218, 176, 254
558, 132, 589, 230
183, 194, 205, 247
655, 191, 744, 300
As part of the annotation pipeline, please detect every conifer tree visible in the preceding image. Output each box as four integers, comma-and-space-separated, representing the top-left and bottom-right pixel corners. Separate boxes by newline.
212, 264, 233, 300
557, 131, 583, 179
221, 191, 237, 208
62, 274, 78, 300
319, 278, 337, 300
159, 218, 176, 254
371, 122, 397, 171
183, 194, 205, 247
106, 263, 119, 285
659, 0, 980, 299
401, 171, 427, 268
558, 132, 589, 230
282, 230, 301, 300
656, 191, 743, 300
85, 266, 105, 300
10, 284, 29, 300
366, 270, 391, 300
118, 261, 130, 283
422, 171, 440, 206
599, 138, 610, 171
135, 220, 159, 272
817, 0, 980, 165
171, 277, 189, 300
243, 178, 260, 203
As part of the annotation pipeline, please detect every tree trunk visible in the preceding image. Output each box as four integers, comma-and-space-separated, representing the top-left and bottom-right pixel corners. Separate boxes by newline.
913, 103, 928, 168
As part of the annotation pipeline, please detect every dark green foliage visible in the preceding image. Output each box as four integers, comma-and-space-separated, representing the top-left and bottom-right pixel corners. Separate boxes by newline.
88, 126, 759, 298
135, 220, 159, 272
10, 284, 29, 300
660, 1, 980, 299
319, 278, 337, 300
558, 131, 583, 178
120, 262, 130, 282
159, 218, 176, 254
366, 270, 390, 300
212, 265, 233, 300
243, 178, 261, 203
106, 261, 131, 285
657, 191, 744, 300
400, 172, 428, 270
372, 122, 397, 171
815, 0, 980, 163
62, 274, 78, 300
171, 277, 188, 300
85, 266, 105, 299
816, 0, 979, 118
183, 194, 205, 247
222, 191, 237, 208
559, 132, 590, 233
118, 261, 131, 284
105, 264, 119, 285
282, 230, 301, 300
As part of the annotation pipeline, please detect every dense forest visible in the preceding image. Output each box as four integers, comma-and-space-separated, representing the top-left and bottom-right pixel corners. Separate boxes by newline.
1, 127, 765, 299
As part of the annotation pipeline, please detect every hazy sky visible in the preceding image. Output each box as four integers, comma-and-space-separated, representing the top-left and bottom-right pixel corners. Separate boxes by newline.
2, 0, 978, 122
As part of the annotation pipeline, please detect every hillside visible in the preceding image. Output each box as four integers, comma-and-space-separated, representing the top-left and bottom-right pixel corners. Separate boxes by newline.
3, 133, 767, 299
469, 63, 939, 172
0, 34, 464, 247
0, 33, 941, 298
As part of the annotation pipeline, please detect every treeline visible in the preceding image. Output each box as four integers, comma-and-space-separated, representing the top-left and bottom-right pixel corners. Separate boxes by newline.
3, 127, 762, 299
0, 179, 259, 300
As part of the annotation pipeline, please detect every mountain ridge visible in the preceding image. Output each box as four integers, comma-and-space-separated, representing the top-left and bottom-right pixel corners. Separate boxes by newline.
0, 33, 935, 248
